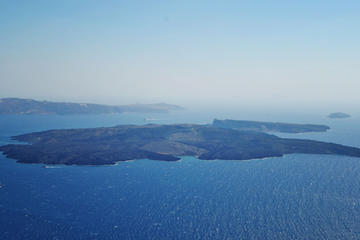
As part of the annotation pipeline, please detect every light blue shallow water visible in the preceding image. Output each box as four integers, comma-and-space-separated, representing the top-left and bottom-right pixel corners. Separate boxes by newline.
0, 112, 360, 239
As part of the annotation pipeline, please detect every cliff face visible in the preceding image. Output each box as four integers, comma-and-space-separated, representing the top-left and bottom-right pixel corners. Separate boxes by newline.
1, 124, 359, 165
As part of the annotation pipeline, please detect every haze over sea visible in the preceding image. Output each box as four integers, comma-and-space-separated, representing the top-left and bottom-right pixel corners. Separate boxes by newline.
0, 109, 359, 239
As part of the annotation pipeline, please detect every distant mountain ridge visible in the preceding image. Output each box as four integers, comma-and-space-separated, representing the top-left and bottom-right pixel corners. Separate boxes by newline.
0, 98, 184, 115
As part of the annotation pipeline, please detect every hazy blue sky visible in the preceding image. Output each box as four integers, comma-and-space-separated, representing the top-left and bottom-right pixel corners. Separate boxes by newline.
1, 0, 359, 109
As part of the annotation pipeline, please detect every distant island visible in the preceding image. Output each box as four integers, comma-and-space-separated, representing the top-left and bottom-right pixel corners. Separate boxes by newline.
1, 121, 359, 166
212, 119, 330, 133
0, 98, 184, 115
328, 112, 351, 119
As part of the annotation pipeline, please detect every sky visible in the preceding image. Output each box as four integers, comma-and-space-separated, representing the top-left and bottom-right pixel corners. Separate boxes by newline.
1, 0, 359, 110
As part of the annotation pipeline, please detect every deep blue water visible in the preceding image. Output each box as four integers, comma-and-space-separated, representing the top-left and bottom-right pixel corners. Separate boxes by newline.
0, 112, 360, 239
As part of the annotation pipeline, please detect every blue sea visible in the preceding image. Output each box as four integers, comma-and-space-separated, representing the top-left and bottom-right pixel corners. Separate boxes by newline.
0, 111, 360, 239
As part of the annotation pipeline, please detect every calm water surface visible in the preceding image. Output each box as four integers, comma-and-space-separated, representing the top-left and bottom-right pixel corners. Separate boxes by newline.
0, 111, 360, 239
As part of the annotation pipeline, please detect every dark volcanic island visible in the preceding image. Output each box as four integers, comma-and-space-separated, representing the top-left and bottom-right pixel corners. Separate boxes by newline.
212, 119, 330, 133
328, 112, 351, 119
1, 121, 360, 165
